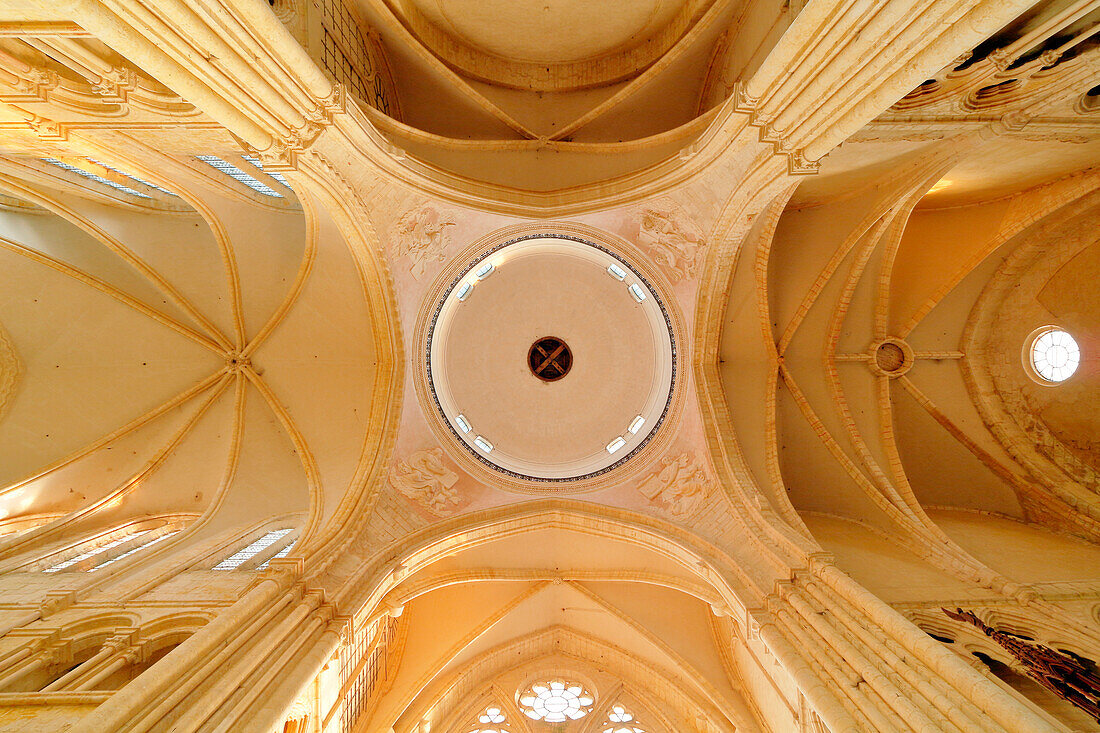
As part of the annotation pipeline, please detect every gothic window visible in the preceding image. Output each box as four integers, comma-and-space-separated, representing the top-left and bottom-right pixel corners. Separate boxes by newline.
84, 158, 176, 195
41, 157, 153, 198
1027, 327, 1080, 383
602, 704, 646, 733
194, 155, 284, 198
241, 155, 292, 188
466, 705, 508, 733
43, 529, 153, 572
518, 679, 595, 722
89, 530, 181, 571
213, 528, 293, 570
256, 541, 295, 569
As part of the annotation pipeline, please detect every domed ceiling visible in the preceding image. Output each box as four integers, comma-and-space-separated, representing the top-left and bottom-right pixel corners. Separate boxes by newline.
422, 233, 676, 483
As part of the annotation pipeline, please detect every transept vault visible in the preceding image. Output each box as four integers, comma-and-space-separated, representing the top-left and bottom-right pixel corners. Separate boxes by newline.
0, 0, 1096, 731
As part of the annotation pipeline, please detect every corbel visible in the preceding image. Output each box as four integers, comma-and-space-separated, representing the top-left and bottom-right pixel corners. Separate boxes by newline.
39, 591, 77, 618
247, 137, 298, 172
988, 47, 1015, 73
990, 110, 1031, 137
27, 115, 67, 142
5, 67, 57, 102
729, 80, 758, 116
319, 82, 346, 116
91, 66, 138, 103
41, 637, 73, 668
785, 149, 820, 175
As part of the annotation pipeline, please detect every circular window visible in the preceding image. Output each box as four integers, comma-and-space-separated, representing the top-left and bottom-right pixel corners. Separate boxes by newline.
528, 337, 572, 381
1026, 327, 1080, 383
519, 679, 594, 722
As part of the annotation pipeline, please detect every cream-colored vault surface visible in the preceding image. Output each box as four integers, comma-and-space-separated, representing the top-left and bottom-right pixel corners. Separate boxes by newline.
0, 1, 1096, 732
425, 233, 676, 482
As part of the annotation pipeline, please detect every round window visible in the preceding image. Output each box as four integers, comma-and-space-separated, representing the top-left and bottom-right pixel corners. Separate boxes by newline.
518, 679, 594, 722
1026, 327, 1080, 384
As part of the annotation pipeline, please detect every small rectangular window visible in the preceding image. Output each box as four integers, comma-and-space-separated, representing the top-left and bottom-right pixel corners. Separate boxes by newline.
43, 529, 152, 572
42, 158, 152, 199
85, 159, 176, 195
256, 541, 295, 570
241, 155, 292, 188
90, 530, 181, 571
212, 528, 293, 570
195, 156, 283, 198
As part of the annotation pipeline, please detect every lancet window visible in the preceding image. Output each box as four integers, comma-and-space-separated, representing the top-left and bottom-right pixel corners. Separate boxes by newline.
194, 155, 285, 198
42, 529, 151, 573
41, 157, 153, 198
212, 528, 294, 570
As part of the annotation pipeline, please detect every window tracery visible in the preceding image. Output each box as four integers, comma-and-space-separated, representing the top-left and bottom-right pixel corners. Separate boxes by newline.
518, 679, 594, 722
1027, 327, 1080, 383
466, 705, 509, 733
602, 704, 646, 733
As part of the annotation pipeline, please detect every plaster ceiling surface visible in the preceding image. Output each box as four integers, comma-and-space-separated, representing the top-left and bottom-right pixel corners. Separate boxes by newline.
397, 0, 692, 64
968, 199, 1100, 478
793, 136, 1100, 209
370, 524, 753, 732
0, 145, 381, 556
429, 236, 674, 480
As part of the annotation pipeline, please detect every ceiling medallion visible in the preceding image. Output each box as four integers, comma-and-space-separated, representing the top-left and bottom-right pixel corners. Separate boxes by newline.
868, 337, 914, 378
528, 337, 573, 382
422, 231, 678, 486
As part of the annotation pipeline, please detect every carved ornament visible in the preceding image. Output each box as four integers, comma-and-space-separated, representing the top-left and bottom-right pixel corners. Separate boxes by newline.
637, 451, 712, 518
389, 447, 463, 516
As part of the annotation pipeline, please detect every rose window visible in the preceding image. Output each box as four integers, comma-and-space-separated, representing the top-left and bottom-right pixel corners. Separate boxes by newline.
1028, 327, 1080, 383
518, 679, 594, 722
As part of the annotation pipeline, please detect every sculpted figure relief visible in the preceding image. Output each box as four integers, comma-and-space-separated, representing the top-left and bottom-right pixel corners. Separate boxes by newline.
391, 205, 455, 278
637, 452, 711, 518
638, 207, 703, 283
389, 447, 462, 516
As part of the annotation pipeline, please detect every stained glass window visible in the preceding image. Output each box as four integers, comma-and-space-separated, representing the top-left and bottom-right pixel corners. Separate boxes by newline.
518, 679, 594, 722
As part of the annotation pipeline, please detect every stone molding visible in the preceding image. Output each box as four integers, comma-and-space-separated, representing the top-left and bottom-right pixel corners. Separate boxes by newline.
0, 322, 21, 424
